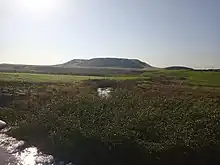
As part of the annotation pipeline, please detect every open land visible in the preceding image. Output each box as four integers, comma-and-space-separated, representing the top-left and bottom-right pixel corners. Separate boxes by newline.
0, 70, 220, 165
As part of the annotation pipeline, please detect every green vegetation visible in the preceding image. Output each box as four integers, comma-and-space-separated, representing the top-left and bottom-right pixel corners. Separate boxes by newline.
0, 72, 142, 83
1, 70, 220, 86
0, 70, 220, 165
0, 63, 146, 76
141, 70, 220, 87
0, 72, 102, 83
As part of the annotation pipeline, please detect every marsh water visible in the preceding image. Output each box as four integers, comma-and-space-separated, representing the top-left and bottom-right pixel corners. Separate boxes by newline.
97, 88, 112, 98
0, 131, 65, 165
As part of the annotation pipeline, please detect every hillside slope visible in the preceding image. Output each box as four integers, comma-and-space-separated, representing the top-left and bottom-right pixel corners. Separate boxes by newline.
56, 58, 152, 69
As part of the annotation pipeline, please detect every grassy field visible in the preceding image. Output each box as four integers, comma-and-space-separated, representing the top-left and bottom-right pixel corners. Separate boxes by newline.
0, 72, 142, 83
1, 70, 220, 165
0, 72, 102, 83
1, 70, 220, 86
141, 70, 220, 87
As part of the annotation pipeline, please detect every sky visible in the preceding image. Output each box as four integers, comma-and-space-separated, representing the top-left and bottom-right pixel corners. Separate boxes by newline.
0, 0, 220, 68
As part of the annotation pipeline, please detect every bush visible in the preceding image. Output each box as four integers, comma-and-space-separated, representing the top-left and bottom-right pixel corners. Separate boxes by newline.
2, 80, 220, 165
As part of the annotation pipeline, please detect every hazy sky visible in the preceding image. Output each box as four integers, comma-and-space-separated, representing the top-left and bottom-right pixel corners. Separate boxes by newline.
0, 0, 220, 68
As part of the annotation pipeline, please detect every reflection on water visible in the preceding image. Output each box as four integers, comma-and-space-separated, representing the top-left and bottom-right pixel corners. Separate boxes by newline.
97, 88, 112, 98
14, 147, 54, 165
0, 132, 73, 165
0, 132, 24, 154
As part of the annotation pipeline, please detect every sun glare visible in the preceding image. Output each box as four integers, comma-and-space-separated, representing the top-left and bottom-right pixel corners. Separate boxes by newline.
20, 0, 61, 13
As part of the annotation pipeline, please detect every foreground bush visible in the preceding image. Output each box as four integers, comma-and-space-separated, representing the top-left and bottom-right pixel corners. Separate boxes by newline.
1, 80, 220, 165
